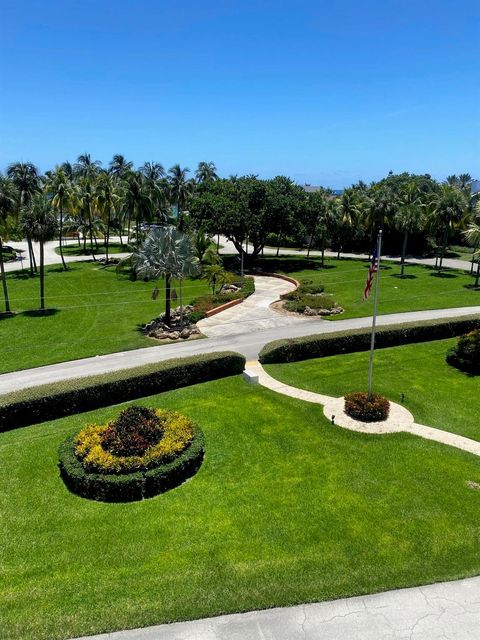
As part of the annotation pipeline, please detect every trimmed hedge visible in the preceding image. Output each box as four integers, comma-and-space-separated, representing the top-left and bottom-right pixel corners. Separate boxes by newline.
59, 426, 205, 502
0, 351, 245, 433
259, 315, 480, 364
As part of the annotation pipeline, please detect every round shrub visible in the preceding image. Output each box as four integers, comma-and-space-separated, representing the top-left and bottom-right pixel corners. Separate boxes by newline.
102, 406, 162, 456
344, 392, 390, 422
446, 330, 480, 374
59, 407, 204, 502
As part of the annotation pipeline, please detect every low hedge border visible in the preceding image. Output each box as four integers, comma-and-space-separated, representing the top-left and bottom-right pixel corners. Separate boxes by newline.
58, 426, 205, 502
0, 351, 245, 433
258, 315, 480, 364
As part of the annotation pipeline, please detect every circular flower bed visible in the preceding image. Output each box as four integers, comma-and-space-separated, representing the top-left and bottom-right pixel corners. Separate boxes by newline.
344, 392, 390, 422
446, 330, 480, 375
58, 406, 205, 502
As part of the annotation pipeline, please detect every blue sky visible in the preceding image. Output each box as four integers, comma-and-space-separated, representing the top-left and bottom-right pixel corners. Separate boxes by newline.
1, 0, 479, 187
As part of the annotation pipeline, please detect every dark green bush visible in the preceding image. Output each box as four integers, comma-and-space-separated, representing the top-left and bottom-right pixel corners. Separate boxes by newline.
284, 293, 336, 313
0, 351, 245, 432
102, 406, 162, 456
446, 329, 480, 374
280, 282, 325, 301
259, 316, 480, 364
344, 392, 390, 422
58, 426, 205, 502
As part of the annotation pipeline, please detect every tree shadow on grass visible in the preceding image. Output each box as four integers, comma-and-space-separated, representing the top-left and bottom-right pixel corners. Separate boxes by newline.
463, 284, 480, 291
21, 308, 60, 318
391, 273, 417, 280
0, 311, 17, 321
429, 271, 458, 279
254, 257, 337, 273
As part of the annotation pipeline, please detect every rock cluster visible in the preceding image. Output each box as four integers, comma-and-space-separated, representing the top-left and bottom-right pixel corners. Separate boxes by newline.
221, 284, 240, 293
303, 305, 344, 316
142, 305, 201, 341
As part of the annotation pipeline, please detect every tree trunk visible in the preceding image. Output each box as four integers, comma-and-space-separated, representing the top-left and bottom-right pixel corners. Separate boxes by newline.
40, 240, 45, 310
27, 235, 36, 275
180, 278, 184, 327
59, 203, 67, 271
88, 204, 96, 261
321, 236, 325, 267
471, 244, 478, 275
105, 207, 111, 263
438, 227, 448, 271
217, 233, 220, 254
476, 260, 480, 288
126, 214, 131, 244
400, 231, 408, 277
307, 223, 316, 258
276, 230, 282, 257
0, 236, 11, 313
165, 271, 172, 326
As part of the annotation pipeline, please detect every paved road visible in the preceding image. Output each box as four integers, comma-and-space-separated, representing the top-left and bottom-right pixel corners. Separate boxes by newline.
1, 304, 479, 395
72, 576, 480, 639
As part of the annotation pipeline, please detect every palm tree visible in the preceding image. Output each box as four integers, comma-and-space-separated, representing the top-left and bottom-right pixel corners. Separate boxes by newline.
75, 178, 98, 259
22, 194, 58, 310
195, 161, 218, 183
6, 162, 41, 274
0, 176, 18, 313
123, 172, 153, 244
108, 154, 133, 177
168, 164, 192, 216
96, 171, 122, 263
429, 185, 467, 271
75, 153, 102, 177
394, 182, 425, 276
44, 167, 75, 270
132, 226, 197, 326
464, 222, 480, 287
140, 162, 165, 181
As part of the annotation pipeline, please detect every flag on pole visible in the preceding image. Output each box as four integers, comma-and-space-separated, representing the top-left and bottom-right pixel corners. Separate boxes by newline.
363, 248, 379, 300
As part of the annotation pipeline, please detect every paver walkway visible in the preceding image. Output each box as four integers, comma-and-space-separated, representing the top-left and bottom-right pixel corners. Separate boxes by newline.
71, 575, 480, 639
249, 361, 480, 457
197, 275, 313, 337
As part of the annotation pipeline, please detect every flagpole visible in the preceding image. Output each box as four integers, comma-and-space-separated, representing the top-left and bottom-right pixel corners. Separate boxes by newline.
367, 230, 383, 399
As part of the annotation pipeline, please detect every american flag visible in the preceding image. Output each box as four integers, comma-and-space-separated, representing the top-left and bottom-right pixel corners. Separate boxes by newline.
363, 248, 379, 300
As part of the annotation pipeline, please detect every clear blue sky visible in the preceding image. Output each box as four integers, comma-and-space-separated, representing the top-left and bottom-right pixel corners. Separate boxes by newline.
1, 0, 479, 188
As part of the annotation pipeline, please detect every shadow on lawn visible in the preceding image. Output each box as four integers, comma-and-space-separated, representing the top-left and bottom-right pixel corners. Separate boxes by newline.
429, 271, 458, 279
253, 257, 338, 273
391, 273, 417, 280
21, 308, 59, 318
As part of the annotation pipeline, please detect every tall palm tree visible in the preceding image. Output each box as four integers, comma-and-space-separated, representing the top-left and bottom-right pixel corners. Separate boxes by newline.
140, 162, 165, 181
44, 166, 76, 270
21, 194, 58, 310
429, 185, 467, 271
195, 161, 218, 184
6, 161, 41, 274
132, 226, 197, 326
108, 154, 133, 178
123, 172, 153, 244
464, 222, 480, 287
96, 171, 122, 263
394, 182, 425, 276
0, 176, 18, 313
74, 153, 102, 179
76, 177, 98, 259
168, 164, 192, 216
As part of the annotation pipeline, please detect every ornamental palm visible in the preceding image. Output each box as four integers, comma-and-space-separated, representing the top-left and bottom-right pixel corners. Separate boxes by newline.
464, 222, 480, 287
21, 194, 58, 310
44, 166, 76, 270
140, 162, 165, 181
0, 176, 18, 313
74, 153, 102, 179
96, 171, 122, 262
108, 154, 133, 178
132, 226, 199, 326
123, 171, 153, 244
195, 161, 218, 184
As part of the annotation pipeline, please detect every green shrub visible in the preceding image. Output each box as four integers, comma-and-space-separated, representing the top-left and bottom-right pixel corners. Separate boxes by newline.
284, 293, 336, 313
187, 276, 255, 322
446, 329, 480, 374
0, 352, 245, 432
58, 426, 205, 502
281, 282, 325, 301
259, 316, 480, 364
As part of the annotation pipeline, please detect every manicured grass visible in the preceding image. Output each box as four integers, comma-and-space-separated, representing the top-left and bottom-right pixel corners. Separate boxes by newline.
255, 256, 480, 320
265, 338, 480, 440
56, 242, 130, 256
2, 376, 480, 640
0, 262, 210, 374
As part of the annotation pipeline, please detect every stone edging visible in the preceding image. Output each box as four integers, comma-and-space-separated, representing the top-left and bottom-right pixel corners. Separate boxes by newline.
260, 272, 301, 289
205, 297, 244, 318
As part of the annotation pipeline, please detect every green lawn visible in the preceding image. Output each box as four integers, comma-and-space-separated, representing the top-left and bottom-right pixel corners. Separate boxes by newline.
0, 262, 209, 374
56, 242, 130, 256
2, 376, 480, 639
265, 338, 480, 440
255, 256, 480, 320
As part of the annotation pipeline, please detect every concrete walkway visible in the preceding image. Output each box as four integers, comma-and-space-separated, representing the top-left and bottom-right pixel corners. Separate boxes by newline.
197, 275, 313, 337
71, 575, 480, 639
250, 362, 480, 457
